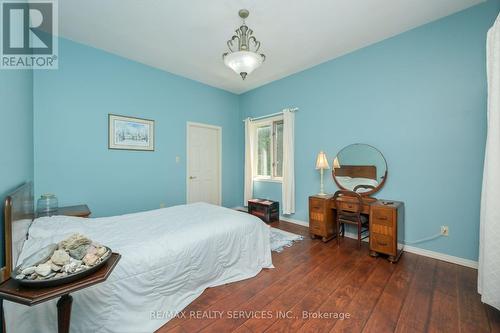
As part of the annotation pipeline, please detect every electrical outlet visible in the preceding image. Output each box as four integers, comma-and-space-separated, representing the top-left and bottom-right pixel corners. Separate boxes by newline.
440, 226, 449, 236
175, 156, 180, 163
160, 203, 166, 208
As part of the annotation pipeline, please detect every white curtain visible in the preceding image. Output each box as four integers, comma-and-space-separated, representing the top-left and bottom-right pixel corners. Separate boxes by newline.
479, 13, 500, 311
282, 109, 295, 214
244, 118, 255, 206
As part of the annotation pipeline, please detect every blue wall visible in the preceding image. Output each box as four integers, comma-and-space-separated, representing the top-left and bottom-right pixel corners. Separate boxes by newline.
240, 1, 500, 261
33, 38, 242, 217
6, 1, 498, 264
0, 70, 34, 266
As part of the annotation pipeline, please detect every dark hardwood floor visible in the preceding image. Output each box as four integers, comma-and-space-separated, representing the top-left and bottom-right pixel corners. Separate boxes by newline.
157, 221, 500, 333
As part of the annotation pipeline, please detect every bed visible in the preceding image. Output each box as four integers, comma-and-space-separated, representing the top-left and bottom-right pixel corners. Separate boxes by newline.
334, 176, 379, 193
332, 165, 381, 193
2, 183, 273, 333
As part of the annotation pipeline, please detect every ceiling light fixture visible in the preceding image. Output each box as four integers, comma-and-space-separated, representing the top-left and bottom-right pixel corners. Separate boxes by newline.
223, 9, 265, 80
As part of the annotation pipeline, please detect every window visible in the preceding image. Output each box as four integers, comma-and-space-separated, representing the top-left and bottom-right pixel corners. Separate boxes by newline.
254, 117, 283, 181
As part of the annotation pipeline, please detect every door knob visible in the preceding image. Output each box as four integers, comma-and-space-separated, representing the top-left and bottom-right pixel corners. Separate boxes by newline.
189, 176, 197, 180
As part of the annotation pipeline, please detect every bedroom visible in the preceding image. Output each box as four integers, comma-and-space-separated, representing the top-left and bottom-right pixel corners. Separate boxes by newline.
1, 0, 500, 332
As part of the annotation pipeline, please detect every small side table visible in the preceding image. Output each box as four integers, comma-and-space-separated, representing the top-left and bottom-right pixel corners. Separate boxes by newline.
37, 204, 92, 218
56, 205, 92, 218
0, 253, 120, 333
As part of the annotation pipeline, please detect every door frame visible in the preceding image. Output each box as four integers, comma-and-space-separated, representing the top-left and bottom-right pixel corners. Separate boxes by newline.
186, 121, 222, 205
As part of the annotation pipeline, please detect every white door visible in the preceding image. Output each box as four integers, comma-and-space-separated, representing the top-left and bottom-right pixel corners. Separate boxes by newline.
187, 122, 221, 205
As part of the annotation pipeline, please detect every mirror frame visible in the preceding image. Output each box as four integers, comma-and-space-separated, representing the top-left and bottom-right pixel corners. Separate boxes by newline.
331, 143, 388, 197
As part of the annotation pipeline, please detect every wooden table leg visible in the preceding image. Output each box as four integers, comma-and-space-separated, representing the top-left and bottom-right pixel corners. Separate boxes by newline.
57, 294, 73, 333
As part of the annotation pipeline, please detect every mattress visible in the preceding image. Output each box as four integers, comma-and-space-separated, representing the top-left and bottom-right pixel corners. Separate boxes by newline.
4, 202, 273, 333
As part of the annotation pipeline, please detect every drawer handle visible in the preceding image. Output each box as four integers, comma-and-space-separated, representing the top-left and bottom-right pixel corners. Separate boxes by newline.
376, 216, 388, 221
377, 240, 388, 246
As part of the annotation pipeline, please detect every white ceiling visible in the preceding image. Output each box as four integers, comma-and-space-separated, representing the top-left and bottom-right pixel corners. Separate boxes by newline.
58, 0, 483, 94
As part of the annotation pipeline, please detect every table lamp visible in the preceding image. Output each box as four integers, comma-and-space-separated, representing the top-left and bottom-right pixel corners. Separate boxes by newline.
315, 151, 330, 196
333, 157, 340, 169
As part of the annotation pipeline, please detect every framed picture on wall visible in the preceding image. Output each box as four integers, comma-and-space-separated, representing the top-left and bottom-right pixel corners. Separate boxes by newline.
108, 114, 155, 151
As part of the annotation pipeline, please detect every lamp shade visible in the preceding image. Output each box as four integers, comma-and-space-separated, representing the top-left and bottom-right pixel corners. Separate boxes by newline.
315, 151, 330, 170
333, 157, 341, 169
223, 51, 264, 79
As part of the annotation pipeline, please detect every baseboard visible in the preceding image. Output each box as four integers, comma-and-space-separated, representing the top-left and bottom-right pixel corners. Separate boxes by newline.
280, 215, 309, 227
402, 245, 478, 269
278, 216, 478, 269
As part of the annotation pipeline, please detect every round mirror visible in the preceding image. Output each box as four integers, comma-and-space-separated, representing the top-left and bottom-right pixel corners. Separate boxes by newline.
332, 144, 387, 196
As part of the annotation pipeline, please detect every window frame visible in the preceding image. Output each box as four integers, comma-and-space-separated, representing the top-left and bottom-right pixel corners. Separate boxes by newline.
253, 115, 284, 183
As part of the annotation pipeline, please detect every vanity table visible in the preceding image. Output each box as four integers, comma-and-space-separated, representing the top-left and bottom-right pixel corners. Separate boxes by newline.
309, 143, 404, 262
309, 195, 404, 262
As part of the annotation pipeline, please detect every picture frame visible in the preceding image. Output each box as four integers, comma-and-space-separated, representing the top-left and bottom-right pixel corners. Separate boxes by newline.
108, 114, 155, 151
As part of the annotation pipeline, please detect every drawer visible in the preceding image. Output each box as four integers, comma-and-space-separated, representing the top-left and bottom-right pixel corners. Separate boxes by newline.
371, 208, 395, 226
309, 197, 326, 222
309, 198, 325, 212
370, 233, 395, 255
336, 201, 370, 214
309, 219, 326, 235
371, 223, 393, 236
309, 211, 325, 222
338, 201, 358, 212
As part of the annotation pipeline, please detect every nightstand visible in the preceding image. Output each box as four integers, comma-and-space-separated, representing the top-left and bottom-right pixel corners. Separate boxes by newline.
37, 205, 92, 218
56, 205, 91, 218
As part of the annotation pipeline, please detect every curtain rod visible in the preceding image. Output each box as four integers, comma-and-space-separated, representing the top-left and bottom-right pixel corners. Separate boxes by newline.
242, 108, 299, 122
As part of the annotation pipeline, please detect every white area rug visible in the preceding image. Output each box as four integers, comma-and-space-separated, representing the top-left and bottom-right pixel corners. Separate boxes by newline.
270, 227, 304, 252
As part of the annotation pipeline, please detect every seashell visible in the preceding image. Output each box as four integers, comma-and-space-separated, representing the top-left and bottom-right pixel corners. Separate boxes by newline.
51, 250, 70, 266
21, 266, 36, 275
39, 272, 56, 280
59, 233, 92, 251
86, 245, 97, 255
50, 263, 62, 272
69, 245, 88, 260
63, 259, 82, 273
15, 274, 25, 280
96, 247, 107, 258
83, 253, 99, 266
69, 258, 82, 265
35, 263, 52, 277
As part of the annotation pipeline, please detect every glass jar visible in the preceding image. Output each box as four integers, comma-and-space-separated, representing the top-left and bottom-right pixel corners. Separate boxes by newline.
37, 194, 58, 216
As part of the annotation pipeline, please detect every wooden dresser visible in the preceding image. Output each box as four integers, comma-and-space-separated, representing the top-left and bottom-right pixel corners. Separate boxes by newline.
308, 195, 404, 262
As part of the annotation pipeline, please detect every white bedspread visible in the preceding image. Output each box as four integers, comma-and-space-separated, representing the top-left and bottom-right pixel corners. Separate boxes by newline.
335, 176, 379, 193
4, 203, 273, 333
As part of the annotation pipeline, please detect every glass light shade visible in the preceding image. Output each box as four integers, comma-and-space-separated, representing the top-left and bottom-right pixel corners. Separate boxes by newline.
315, 151, 330, 170
224, 51, 264, 79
